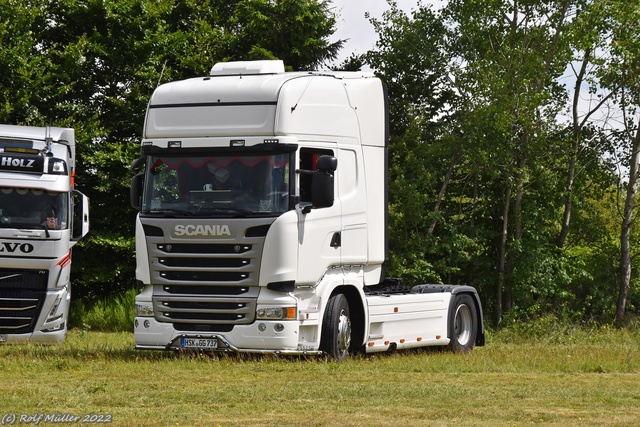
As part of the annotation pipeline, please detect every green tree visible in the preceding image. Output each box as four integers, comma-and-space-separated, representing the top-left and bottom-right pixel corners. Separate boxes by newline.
365, 0, 626, 325
601, 1, 640, 325
0, 0, 343, 300
556, 0, 640, 324
366, 2, 466, 286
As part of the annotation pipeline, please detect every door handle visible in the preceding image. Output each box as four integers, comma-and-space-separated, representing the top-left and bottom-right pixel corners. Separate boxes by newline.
330, 232, 341, 248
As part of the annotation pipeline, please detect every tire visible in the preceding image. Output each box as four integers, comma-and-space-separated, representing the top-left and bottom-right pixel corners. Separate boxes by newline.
320, 294, 352, 361
448, 294, 478, 353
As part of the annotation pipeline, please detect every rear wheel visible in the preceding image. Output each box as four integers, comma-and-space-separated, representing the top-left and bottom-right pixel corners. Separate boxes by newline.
321, 294, 352, 361
448, 294, 477, 353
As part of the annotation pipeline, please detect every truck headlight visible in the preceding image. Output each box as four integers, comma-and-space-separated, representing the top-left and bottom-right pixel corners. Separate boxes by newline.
48, 295, 63, 317
256, 307, 296, 320
135, 302, 154, 317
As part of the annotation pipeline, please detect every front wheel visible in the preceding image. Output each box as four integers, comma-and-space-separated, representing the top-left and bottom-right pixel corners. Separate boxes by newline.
320, 294, 352, 361
448, 294, 478, 353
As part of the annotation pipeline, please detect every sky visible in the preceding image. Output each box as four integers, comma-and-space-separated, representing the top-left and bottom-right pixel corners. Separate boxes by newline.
328, 0, 428, 65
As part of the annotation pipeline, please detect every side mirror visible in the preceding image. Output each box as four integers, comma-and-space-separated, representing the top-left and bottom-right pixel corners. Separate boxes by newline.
130, 155, 145, 173
316, 155, 337, 173
71, 190, 89, 245
311, 171, 334, 209
130, 156, 145, 210
130, 173, 143, 210
300, 155, 336, 213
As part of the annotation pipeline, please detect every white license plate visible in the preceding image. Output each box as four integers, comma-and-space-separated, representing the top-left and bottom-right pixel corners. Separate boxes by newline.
181, 337, 218, 349
0, 334, 7, 343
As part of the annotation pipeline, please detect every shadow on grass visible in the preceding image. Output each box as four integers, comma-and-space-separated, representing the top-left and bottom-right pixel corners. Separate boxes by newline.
0, 337, 459, 365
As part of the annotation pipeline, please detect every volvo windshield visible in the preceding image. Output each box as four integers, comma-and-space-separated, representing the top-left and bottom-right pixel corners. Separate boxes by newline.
0, 188, 69, 230
141, 152, 291, 216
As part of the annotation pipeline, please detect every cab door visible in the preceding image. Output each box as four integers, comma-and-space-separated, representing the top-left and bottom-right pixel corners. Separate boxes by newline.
295, 146, 342, 286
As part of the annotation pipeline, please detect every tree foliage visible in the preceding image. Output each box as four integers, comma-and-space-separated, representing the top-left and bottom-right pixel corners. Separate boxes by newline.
0, 0, 342, 300
366, 0, 638, 325
1, 0, 638, 326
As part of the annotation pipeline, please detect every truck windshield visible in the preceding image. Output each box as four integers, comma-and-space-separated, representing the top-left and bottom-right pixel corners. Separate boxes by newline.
0, 188, 69, 230
141, 153, 291, 216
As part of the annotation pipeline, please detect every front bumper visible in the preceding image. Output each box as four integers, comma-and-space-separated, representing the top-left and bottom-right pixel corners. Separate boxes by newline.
0, 286, 69, 344
133, 316, 323, 356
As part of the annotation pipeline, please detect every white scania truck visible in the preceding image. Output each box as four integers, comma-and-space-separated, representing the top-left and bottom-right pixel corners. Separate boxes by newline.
131, 60, 484, 359
0, 125, 89, 343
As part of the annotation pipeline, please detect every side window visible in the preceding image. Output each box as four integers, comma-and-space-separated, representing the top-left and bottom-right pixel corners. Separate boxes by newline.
299, 148, 333, 203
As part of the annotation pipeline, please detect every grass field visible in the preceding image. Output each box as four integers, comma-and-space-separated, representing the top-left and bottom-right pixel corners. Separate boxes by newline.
1, 323, 639, 427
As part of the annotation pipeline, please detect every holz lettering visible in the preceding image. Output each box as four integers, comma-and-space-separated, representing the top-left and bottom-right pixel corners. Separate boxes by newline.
0, 242, 35, 253
1, 157, 35, 168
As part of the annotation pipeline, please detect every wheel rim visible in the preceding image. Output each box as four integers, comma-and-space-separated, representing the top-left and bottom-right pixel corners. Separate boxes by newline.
454, 304, 472, 346
337, 308, 352, 358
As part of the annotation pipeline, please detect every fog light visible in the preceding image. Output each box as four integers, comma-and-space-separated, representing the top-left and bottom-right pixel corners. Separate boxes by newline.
134, 319, 139, 328
258, 323, 266, 332
44, 322, 65, 332
143, 320, 151, 329
274, 323, 284, 333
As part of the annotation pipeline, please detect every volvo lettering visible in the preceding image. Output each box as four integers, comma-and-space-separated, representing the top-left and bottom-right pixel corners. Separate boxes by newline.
0, 125, 89, 343
0, 242, 35, 253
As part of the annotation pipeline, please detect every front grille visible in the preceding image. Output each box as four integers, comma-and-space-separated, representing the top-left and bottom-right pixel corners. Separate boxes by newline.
158, 243, 252, 254
153, 287, 259, 325
174, 323, 234, 333
0, 268, 49, 334
162, 285, 251, 296
161, 271, 249, 282
0, 269, 48, 291
144, 218, 273, 327
160, 258, 249, 268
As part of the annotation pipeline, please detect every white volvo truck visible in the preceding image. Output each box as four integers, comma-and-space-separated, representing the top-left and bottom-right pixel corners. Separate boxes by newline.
0, 125, 89, 343
131, 60, 484, 359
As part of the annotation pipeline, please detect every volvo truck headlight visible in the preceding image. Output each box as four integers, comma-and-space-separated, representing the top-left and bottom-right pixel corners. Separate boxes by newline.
48, 295, 63, 318
135, 302, 154, 317
256, 307, 296, 320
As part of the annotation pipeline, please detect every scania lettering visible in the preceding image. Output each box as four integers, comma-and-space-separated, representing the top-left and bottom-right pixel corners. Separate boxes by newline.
174, 224, 231, 237
0, 125, 89, 343
130, 60, 485, 359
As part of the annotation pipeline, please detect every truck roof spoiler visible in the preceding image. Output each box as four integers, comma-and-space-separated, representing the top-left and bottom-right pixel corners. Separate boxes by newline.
209, 60, 285, 76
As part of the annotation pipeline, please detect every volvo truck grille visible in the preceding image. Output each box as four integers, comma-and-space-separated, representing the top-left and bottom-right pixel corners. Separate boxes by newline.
144, 220, 272, 331
0, 269, 49, 334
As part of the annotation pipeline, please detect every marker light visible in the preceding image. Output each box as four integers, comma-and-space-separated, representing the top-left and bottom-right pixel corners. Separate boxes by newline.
4, 147, 39, 155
